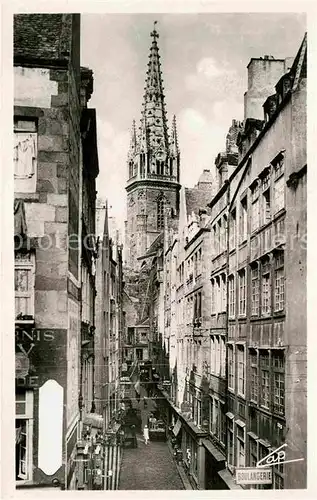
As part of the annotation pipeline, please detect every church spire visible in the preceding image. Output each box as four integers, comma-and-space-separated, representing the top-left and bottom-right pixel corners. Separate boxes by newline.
139, 21, 169, 157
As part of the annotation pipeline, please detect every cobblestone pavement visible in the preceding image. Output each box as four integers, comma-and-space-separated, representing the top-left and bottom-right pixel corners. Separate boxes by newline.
118, 436, 184, 490
119, 382, 184, 489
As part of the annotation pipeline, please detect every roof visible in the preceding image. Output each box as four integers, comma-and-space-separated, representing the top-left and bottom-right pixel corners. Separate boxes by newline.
185, 187, 212, 217
139, 232, 164, 260
196, 169, 213, 186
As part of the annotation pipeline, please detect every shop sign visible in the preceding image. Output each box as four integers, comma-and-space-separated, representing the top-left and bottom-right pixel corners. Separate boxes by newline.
236, 467, 272, 485
15, 328, 54, 356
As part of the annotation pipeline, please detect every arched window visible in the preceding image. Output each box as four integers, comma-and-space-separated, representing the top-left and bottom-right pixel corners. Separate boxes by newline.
129, 161, 133, 178
156, 159, 165, 176
157, 198, 165, 230
140, 154, 145, 178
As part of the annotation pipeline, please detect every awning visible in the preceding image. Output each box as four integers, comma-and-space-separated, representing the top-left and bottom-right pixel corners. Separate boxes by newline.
83, 413, 103, 429
235, 419, 246, 427
218, 468, 243, 490
226, 412, 234, 419
202, 439, 226, 463
172, 418, 182, 437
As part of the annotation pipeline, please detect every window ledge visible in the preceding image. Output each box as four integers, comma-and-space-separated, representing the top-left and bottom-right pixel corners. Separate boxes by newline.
237, 393, 246, 400
273, 208, 286, 220
14, 192, 40, 202
15, 319, 35, 325
273, 310, 285, 317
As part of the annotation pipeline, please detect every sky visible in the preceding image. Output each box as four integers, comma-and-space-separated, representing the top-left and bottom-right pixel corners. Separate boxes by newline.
81, 13, 306, 233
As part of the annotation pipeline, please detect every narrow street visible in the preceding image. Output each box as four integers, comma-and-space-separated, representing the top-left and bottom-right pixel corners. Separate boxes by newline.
118, 382, 184, 489
119, 437, 184, 490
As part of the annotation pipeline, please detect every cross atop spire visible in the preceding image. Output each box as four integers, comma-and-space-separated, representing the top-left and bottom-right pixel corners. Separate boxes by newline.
150, 20, 159, 40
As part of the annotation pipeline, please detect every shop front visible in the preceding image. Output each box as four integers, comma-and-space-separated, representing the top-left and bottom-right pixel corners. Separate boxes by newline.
202, 438, 228, 490
15, 326, 67, 488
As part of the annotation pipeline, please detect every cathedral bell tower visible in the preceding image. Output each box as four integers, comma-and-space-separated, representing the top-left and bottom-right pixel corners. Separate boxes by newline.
125, 22, 181, 269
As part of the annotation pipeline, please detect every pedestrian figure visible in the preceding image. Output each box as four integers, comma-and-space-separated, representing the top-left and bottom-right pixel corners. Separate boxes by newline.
143, 425, 149, 445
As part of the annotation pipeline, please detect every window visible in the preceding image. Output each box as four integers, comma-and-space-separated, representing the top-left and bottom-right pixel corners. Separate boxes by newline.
197, 248, 202, 276
14, 119, 37, 193
220, 274, 226, 312
251, 265, 259, 316
228, 275, 235, 318
223, 215, 228, 251
213, 225, 218, 255
229, 209, 236, 250
220, 336, 226, 378
136, 348, 143, 360
211, 398, 220, 437
220, 404, 226, 445
157, 198, 165, 229
210, 337, 216, 374
217, 219, 222, 255
140, 153, 146, 177
262, 173, 271, 225
274, 252, 285, 312
274, 176, 285, 213
239, 196, 248, 242
238, 269, 246, 316
197, 394, 202, 428
251, 182, 260, 232
273, 156, 285, 214
250, 349, 258, 402
249, 437, 258, 467
215, 336, 220, 375
228, 344, 234, 391
197, 291, 202, 321
237, 345, 245, 396
209, 398, 213, 434
215, 276, 221, 313
227, 418, 234, 466
274, 154, 285, 179
83, 357, 94, 412
273, 351, 285, 415
82, 263, 94, 324
211, 279, 216, 314
16, 390, 33, 481
260, 351, 270, 408
236, 423, 245, 467
261, 259, 271, 316
129, 160, 134, 178
15, 252, 35, 320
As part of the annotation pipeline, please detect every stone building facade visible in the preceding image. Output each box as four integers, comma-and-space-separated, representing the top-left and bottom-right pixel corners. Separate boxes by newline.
13, 14, 99, 490
159, 34, 306, 491
221, 34, 307, 490
95, 199, 124, 426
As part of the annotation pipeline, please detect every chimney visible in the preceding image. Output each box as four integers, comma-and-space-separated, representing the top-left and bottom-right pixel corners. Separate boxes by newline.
244, 56, 287, 121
